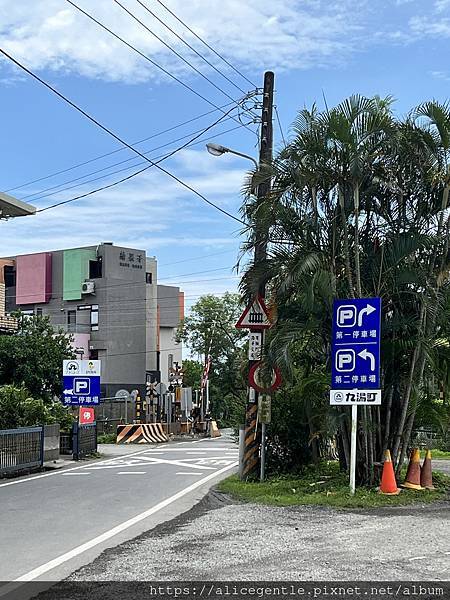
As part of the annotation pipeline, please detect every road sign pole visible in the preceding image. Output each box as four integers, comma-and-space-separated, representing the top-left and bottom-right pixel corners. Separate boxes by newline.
350, 404, 357, 495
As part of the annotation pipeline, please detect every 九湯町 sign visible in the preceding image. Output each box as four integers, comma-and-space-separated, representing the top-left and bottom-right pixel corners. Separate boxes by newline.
330, 298, 381, 405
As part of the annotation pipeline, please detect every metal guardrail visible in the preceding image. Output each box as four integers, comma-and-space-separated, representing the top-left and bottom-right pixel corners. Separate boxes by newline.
0, 426, 43, 475
73, 422, 97, 461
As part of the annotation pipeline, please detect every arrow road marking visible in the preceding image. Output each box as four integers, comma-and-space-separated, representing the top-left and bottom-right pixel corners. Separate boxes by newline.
357, 303, 376, 326
358, 348, 375, 371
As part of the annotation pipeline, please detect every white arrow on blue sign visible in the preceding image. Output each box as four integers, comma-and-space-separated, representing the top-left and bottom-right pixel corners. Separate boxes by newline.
330, 298, 381, 405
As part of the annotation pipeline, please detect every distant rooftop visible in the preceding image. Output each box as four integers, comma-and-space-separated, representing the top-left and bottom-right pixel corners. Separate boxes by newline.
0, 192, 36, 218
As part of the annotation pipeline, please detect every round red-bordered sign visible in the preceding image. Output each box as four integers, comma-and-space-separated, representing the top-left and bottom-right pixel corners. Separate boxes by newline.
249, 362, 282, 393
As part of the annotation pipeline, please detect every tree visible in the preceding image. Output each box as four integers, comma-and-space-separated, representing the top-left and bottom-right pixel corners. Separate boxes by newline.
181, 359, 203, 390
0, 314, 75, 401
242, 95, 450, 483
177, 293, 247, 424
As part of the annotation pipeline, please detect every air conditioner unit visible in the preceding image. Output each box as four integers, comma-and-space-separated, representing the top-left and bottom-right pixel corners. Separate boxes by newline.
82, 281, 95, 294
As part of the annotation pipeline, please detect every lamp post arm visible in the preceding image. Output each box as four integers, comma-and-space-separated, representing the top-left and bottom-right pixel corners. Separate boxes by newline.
226, 149, 258, 170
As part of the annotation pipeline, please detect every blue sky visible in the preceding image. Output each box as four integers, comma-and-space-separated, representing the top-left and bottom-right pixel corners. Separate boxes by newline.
1, 0, 450, 312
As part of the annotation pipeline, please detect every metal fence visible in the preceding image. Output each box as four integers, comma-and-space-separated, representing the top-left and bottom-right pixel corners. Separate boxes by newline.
412, 427, 450, 451
0, 426, 43, 475
73, 422, 97, 461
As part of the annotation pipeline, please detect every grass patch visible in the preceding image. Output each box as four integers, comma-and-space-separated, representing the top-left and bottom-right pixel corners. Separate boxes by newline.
431, 449, 450, 459
218, 462, 450, 509
97, 433, 117, 444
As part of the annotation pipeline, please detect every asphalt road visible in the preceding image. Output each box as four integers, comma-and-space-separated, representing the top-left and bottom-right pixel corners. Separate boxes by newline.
56, 492, 450, 585
0, 436, 237, 593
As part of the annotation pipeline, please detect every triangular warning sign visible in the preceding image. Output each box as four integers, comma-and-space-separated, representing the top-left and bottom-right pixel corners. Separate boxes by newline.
236, 295, 273, 329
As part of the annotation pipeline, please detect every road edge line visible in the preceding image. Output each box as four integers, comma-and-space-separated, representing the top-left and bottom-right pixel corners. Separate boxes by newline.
8, 461, 237, 585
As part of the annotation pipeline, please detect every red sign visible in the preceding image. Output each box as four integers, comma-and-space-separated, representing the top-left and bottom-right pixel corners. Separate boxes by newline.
79, 407, 95, 425
249, 362, 282, 393
236, 295, 273, 330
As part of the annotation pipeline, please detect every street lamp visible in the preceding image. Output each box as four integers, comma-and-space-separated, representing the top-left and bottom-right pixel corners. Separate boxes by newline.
0, 191, 36, 219
206, 142, 258, 170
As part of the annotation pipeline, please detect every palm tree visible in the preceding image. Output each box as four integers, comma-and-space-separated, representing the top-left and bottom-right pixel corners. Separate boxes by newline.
240, 96, 450, 484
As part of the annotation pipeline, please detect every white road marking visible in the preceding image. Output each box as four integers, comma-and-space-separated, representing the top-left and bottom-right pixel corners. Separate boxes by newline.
2, 461, 237, 589
176, 472, 204, 475
0, 448, 155, 489
409, 556, 426, 561
117, 472, 146, 475
445, 551, 450, 555
61, 472, 91, 476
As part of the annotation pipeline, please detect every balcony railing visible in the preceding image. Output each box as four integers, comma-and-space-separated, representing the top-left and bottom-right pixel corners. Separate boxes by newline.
0, 315, 18, 333
57, 324, 92, 334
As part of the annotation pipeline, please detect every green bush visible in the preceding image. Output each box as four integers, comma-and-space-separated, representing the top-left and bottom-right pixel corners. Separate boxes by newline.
0, 384, 74, 430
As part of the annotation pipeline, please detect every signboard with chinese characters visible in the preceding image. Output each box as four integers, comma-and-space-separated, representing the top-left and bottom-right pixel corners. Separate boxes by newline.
248, 331, 262, 361
258, 394, 272, 423
62, 360, 101, 406
119, 251, 144, 270
330, 298, 381, 406
79, 406, 95, 424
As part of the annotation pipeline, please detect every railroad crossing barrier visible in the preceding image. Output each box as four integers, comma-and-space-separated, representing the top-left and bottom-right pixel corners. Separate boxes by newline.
116, 423, 168, 444
0, 426, 44, 476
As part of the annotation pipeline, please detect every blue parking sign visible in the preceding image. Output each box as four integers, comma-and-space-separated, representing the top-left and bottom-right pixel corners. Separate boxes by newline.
331, 298, 381, 397
61, 360, 101, 406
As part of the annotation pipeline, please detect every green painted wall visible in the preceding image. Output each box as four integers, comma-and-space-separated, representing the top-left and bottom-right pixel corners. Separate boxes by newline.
63, 248, 97, 300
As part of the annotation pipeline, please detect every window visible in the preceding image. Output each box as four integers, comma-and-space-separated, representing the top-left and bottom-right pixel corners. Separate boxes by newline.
91, 307, 99, 331
146, 272, 152, 284
168, 354, 174, 370
89, 258, 102, 279
4, 266, 16, 287
36, 308, 43, 317
67, 310, 76, 332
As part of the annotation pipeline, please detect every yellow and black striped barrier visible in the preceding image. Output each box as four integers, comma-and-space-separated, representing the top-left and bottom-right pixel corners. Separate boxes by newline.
243, 401, 259, 478
116, 423, 168, 444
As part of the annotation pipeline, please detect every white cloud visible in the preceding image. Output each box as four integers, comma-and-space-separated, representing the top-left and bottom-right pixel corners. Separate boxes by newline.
0, 148, 245, 257
0, 0, 367, 84
435, 0, 450, 12
409, 15, 450, 36
431, 70, 450, 80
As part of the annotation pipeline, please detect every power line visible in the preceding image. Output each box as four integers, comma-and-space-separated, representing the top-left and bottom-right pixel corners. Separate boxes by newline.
133, 0, 247, 95
65, 0, 258, 137
5, 102, 235, 194
274, 105, 287, 147
0, 47, 246, 225
158, 248, 236, 267
154, 0, 258, 89
112, 0, 254, 121
36, 121, 245, 212
24, 119, 243, 203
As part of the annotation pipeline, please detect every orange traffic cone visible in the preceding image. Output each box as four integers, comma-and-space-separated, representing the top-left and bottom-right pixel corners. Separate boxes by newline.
420, 449, 435, 490
402, 448, 423, 490
379, 449, 400, 495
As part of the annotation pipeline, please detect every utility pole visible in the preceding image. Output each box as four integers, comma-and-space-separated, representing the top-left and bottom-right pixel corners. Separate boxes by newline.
242, 71, 274, 479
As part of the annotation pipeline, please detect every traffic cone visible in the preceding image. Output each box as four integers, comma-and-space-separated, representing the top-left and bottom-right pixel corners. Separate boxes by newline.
401, 448, 423, 490
420, 449, 435, 490
379, 449, 400, 495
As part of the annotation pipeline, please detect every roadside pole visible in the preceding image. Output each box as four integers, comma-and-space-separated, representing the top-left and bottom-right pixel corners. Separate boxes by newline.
350, 405, 357, 495
242, 71, 274, 480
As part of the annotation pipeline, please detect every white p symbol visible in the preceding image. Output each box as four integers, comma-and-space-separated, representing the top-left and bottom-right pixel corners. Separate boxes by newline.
74, 378, 90, 394
336, 349, 355, 372
337, 305, 357, 327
